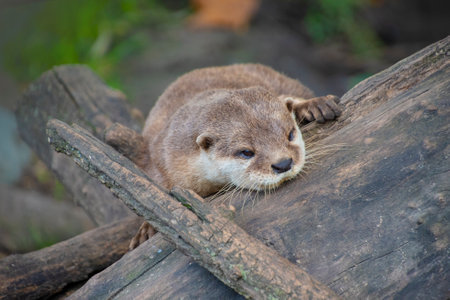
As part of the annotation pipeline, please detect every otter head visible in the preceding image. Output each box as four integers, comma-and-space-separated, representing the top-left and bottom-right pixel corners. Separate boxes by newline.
194, 87, 305, 192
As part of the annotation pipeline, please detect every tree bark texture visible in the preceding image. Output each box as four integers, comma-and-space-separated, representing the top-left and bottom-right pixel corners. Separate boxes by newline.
0, 216, 141, 300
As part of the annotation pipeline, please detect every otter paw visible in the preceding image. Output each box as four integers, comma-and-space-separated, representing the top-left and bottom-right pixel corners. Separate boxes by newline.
129, 221, 156, 250
294, 95, 341, 123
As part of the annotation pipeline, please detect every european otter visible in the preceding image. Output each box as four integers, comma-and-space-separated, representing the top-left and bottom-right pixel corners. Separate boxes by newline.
128, 64, 341, 249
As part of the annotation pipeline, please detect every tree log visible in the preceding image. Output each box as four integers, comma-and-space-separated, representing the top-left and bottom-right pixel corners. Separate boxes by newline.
47, 119, 339, 299
16, 65, 140, 225
0, 216, 141, 300
71, 37, 449, 299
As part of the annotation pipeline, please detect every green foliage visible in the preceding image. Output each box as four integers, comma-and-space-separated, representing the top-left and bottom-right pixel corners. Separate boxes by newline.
1, 0, 181, 88
304, 0, 382, 58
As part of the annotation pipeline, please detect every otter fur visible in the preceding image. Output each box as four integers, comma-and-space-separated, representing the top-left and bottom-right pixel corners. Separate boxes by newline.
129, 63, 341, 248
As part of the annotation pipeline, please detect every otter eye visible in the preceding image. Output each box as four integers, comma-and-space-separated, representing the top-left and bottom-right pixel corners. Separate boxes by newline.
237, 149, 255, 159
288, 128, 295, 141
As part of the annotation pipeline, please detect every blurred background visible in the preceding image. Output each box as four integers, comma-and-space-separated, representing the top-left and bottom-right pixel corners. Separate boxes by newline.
0, 0, 448, 257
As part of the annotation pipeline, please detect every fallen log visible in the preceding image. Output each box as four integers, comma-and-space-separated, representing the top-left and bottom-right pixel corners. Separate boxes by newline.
0, 216, 141, 299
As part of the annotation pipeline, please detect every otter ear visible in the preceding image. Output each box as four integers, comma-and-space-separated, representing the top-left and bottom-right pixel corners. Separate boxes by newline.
286, 99, 294, 112
283, 96, 307, 113
196, 133, 216, 151
282, 97, 295, 113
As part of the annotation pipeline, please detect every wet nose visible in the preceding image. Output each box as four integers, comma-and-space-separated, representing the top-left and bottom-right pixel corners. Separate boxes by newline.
271, 158, 293, 174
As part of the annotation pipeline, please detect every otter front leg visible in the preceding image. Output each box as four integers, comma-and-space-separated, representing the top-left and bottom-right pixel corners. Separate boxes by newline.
129, 221, 156, 250
283, 95, 342, 123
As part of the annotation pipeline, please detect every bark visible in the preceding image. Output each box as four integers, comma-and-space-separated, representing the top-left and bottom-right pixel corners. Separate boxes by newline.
47, 119, 339, 299
16, 65, 140, 225
0, 216, 141, 300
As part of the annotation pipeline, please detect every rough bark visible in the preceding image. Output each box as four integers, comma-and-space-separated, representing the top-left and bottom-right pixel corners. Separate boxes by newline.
0, 216, 141, 300
16, 65, 140, 225
47, 119, 339, 299
72, 36, 449, 299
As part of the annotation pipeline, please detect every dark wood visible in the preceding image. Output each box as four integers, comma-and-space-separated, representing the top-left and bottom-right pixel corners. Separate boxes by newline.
47, 119, 340, 299
70, 37, 449, 299
0, 216, 141, 300
70, 233, 176, 299
16, 65, 140, 225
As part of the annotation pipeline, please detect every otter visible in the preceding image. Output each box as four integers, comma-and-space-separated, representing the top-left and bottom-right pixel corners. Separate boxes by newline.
128, 64, 341, 248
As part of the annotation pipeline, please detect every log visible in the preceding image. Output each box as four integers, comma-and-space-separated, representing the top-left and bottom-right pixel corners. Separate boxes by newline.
47, 119, 339, 299
0, 216, 141, 300
71, 37, 449, 299
16, 65, 140, 225
7, 65, 143, 299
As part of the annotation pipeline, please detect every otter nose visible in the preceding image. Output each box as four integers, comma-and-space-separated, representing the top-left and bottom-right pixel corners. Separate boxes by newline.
271, 158, 293, 174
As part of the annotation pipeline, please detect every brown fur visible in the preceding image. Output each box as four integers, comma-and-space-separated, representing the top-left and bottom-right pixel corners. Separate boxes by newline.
128, 64, 341, 249
140, 64, 339, 196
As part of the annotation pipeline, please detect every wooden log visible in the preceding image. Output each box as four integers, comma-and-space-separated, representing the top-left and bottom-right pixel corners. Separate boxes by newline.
71, 37, 449, 299
16, 65, 140, 225
47, 119, 340, 299
0, 216, 141, 300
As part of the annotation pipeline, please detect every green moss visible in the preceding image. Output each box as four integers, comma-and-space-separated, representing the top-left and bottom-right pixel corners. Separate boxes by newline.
238, 264, 248, 281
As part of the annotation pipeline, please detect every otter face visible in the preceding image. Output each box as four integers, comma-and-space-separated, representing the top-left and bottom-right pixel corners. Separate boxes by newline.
194, 89, 305, 192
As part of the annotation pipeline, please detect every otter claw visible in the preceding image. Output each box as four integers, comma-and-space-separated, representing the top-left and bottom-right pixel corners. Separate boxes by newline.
293, 94, 341, 123
129, 221, 156, 250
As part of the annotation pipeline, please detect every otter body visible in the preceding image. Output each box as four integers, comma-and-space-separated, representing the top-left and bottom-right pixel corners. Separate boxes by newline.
128, 64, 341, 249
140, 64, 340, 197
